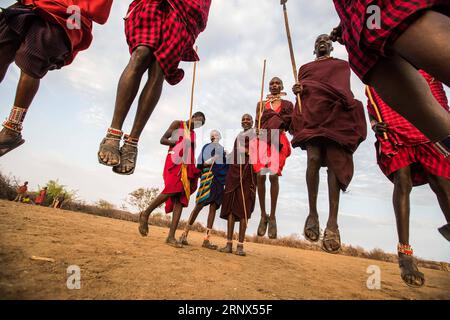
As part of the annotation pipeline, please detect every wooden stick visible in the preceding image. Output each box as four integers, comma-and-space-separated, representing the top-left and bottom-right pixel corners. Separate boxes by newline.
366, 86, 388, 140
258, 59, 267, 132
238, 141, 248, 227
188, 46, 199, 131
282, 2, 302, 113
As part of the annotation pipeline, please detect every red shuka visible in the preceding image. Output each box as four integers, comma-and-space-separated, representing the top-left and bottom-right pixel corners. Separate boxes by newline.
367, 70, 450, 185
21, 0, 113, 65
162, 121, 200, 213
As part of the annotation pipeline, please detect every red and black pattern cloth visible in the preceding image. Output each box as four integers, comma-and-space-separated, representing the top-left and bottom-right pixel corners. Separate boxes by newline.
332, 0, 450, 81
125, 0, 212, 85
366, 70, 450, 185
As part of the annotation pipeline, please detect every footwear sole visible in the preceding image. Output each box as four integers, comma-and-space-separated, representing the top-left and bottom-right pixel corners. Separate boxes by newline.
0, 139, 25, 157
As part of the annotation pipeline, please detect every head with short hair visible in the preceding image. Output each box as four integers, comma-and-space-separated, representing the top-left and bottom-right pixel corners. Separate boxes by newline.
210, 130, 222, 143
241, 114, 253, 130
314, 33, 333, 58
191, 111, 206, 128
269, 77, 284, 95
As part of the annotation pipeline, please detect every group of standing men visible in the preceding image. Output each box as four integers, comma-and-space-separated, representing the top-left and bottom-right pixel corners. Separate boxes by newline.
0, 0, 449, 288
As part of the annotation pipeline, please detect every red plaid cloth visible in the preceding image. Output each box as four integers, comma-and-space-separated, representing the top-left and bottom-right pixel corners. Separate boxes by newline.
333, 0, 450, 81
367, 70, 450, 185
125, 0, 211, 85
21, 0, 113, 65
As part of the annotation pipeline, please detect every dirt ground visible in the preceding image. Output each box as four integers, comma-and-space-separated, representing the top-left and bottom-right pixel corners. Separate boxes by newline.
0, 199, 449, 300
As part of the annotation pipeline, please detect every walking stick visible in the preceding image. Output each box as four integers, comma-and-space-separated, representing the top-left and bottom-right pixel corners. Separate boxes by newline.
366, 86, 388, 140
258, 59, 267, 132
281, 0, 302, 113
238, 141, 249, 227
181, 46, 199, 201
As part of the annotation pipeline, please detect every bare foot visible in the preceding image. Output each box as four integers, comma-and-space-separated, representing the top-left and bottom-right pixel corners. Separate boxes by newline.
138, 212, 149, 236
98, 136, 121, 166
235, 244, 246, 256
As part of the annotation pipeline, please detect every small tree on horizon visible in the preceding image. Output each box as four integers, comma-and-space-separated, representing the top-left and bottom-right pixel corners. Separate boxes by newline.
95, 199, 116, 210
45, 180, 76, 206
127, 187, 161, 213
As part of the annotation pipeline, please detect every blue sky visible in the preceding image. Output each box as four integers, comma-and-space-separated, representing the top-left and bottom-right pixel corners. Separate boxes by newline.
0, 0, 449, 262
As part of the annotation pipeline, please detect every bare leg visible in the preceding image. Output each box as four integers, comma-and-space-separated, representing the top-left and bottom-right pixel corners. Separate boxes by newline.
167, 199, 183, 241
393, 167, 413, 245
179, 203, 203, 244
114, 60, 165, 174
0, 71, 39, 148
392, 167, 424, 287
138, 192, 171, 236
322, 169, 342, 253
303, 144, 322, 241
392, 10, 450, 86
257, 174, 267, 218
207, 203, 217, 229
235, 218, 248, 256
427, 174, 450, 223
99, 46, 154, 166
256, 173, 269, 236
219, 214, 235, 253
367, 54, 450, 142
269, 174, 279, 219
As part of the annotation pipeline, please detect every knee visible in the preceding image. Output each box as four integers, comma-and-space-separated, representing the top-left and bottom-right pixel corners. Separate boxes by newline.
428, 176, 450, 198
394, 172, 413, 194
269, 175, 279, 184
129, 47, 153, 72
257, 174, 267, 184
307, 154, 321, 169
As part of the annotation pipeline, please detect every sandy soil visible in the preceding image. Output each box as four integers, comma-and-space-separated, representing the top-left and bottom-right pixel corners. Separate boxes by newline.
0, 199, 449, 300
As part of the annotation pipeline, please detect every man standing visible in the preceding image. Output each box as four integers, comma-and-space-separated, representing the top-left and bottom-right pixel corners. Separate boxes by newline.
179, 130, 228, 249
366, 70, 450, 288
291, 34, 367, 253
98, 0, 212, 175
254, 77, 293, 239
14, 181, 28, 202
138, 112, 205, 247
218, 114, 257, 256
0, 0, 113, 157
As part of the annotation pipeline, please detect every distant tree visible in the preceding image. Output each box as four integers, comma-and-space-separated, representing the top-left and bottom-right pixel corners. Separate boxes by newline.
44, 180, 76, 206
95, 199, 116, 210
127, 187, 161, 213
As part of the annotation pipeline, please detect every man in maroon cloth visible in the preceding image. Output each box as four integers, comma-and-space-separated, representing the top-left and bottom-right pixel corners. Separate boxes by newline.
291, 34, 367, 254
138, 112, 204, 247
218, 114, 257, 256
98, 0, 212, 176
367, 70, 450, 288
0, 0, 113, 157
331, 0, 450, 158
254, 77, 293, 239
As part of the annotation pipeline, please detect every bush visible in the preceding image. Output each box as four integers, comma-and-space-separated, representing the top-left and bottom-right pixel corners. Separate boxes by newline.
0, 171, 18, 200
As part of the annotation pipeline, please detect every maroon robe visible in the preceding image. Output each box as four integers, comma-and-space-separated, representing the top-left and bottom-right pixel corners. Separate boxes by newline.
220, 130, 257, 220
291, 58, 367, 190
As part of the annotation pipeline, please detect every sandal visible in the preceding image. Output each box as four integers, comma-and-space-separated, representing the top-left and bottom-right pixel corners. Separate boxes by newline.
218, 242, 233, 254
304, 214, 320, 242
166, 237, 183, 248
235, 244, 246, 256
322, 228, 341, 254
0, 133, 25, 157
257, 215, 269, 237
202, 239, 218, 250
98, 128, 122, 167
113, 135, 138, 175
398, 253, 425, 288
438, 223, 450, 242
179, 233, 189, 246
138, 211, 149, 237
268, 217, 277, 239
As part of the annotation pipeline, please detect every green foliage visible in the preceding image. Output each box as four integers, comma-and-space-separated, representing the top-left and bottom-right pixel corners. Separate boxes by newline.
95, 199, 116, 210
44, 180, 76, 206
126, 187, 161, 213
